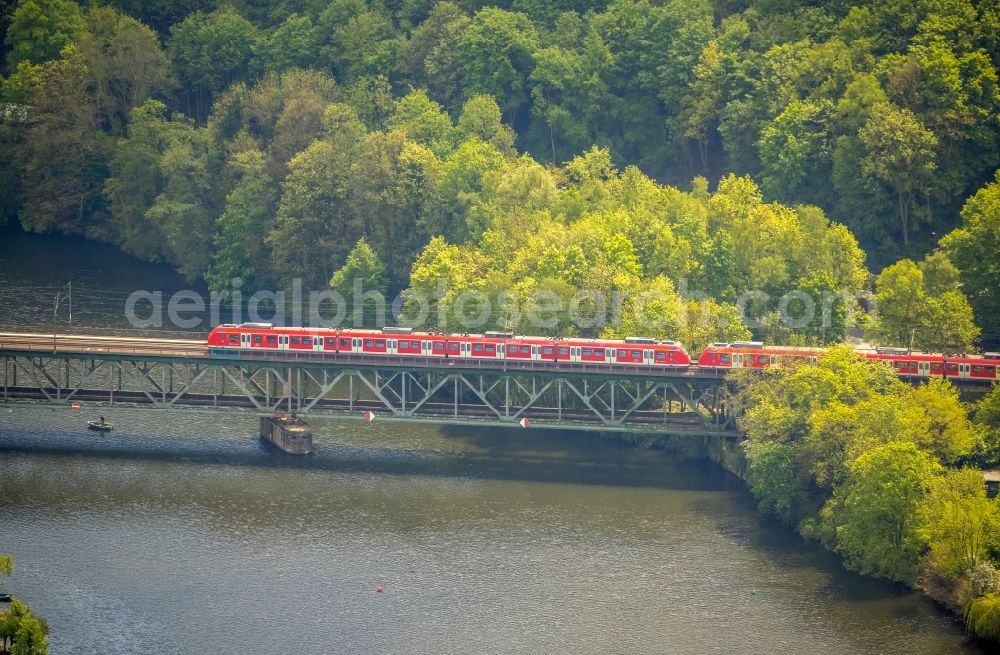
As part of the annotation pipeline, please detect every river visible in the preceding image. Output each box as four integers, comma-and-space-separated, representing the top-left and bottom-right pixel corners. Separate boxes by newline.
0, 228, 987, 654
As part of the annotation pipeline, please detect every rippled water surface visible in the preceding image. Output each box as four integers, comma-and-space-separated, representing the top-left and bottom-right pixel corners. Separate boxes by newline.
0, 405, 985, 655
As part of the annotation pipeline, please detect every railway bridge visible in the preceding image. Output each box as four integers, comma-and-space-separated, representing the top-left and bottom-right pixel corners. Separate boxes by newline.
0, 332, 739, 438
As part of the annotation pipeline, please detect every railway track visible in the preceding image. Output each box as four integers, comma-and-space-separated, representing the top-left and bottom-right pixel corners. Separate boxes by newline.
0, 332, 728, 379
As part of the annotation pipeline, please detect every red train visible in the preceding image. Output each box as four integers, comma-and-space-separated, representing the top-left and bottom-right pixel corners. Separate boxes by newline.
206, 323, 692, 368
206, 324, 1000, 382
696, 341, 999, 382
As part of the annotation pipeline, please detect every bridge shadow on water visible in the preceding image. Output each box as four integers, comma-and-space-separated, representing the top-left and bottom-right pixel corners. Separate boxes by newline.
0, 419, 744, 493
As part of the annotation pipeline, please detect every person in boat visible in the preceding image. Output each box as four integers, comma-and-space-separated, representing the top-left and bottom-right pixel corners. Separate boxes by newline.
99, 415, 105, 425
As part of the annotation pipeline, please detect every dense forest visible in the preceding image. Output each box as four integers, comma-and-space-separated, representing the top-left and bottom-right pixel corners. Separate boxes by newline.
0, 0, 998, 348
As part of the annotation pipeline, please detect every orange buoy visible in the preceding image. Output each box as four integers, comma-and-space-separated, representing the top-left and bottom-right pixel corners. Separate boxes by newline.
376, 586, 383, 593
70, 402, 80, 410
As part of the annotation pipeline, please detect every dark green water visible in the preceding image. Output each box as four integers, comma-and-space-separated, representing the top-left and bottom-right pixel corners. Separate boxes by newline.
0, 229, 988, 654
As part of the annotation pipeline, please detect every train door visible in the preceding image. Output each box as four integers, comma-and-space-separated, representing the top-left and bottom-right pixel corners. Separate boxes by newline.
959, 363, 971, 379
241, 333, 249, 350
644, 349, 653, 366
733, 352, 744, 368
918, 361, 930, 377
571, 346, 580, 363
387, 339, 397, 356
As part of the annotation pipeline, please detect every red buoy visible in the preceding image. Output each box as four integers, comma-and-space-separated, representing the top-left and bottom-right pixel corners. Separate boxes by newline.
376, 586, 383, 593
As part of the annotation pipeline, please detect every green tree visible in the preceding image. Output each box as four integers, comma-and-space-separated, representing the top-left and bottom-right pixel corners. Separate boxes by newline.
872, 259, 979, 353
206, 149, 278, 293
349, 131, 439, 288
457, 7, 538, 122
872, 259, 926, 348
267, 138, 359, 292
168, 7, 259, 120
907, 378, 977, 463
387, 90, 456, 158
919, 250, 961, 295
826, 440, 940, 584
329, 238, 387, 328
746, 439, 812, 526
253, 13, 317, 74
858, 102, 937, 247
920, 468, 1000, 580
0, 558, 48, 655
402, 1, 469, 112
316, 0, 399, 82
77, 6, 172, 136
758, 99, 831, 203
793, 271, 849, 344
456, 94, 515, 155
17, 48, 109, 236
4, 0, 82, 68
941, 170, 1000, 343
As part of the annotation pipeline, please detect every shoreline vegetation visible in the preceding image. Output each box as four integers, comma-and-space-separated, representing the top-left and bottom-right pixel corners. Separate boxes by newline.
712, 348, 1000, 644
0, 555, 49, 655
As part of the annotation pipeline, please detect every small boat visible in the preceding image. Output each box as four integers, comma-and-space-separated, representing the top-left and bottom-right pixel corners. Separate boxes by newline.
87, 420, 113, 432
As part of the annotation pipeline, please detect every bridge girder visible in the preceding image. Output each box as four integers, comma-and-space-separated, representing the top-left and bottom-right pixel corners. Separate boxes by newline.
1, 351, 738, 437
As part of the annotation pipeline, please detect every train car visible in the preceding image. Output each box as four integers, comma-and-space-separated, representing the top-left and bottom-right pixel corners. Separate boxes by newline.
860, 349, 999, 382
208, 324, 693, 370
696, 342, 822, 369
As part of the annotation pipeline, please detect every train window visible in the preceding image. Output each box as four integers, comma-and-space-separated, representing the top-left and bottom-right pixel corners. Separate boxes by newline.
543, 347, 553, 355
987, 367, 996, 375
473, 344, 483, 352
365, 339, 374, 348
486, 344, 495, 353
583, 348, 592, 356
268, 336, 278, 344
932, 363, 942, 371
618, 349, 627, 358
606, 349, 613, 357
450, 343, 460, 352
948, 364, 958, 372
720, 355, 730, 363
228, 334, 239, 343
434, 342, 444, 351
252, 335, 263, 344
655, 352, 665, 360
632, 350, 640, 358
325, 338, 335, 345
974, 366, 983, 373
291, 336, 300, 345
559, 347, 569, 355
894, 361, 904, 368
341, 338, 351, 347
376, 340, 385, 348
522, 346, 531, 354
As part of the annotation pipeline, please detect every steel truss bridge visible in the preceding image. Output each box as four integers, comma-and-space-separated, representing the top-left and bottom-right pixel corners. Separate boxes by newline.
0, 333, 738, 437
